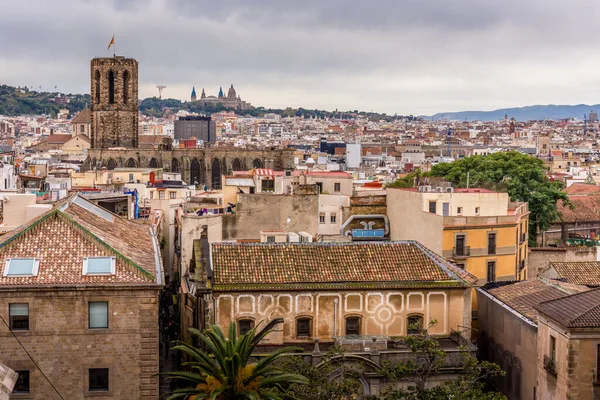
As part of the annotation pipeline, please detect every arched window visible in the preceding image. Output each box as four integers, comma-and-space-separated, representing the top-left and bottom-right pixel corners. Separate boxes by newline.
211, 158, 221, 189
106, 159, 117, 170
231, 158, 244, 171
296, 317, 312, 339
108, 70, 115, 104
238, 319, 254, 335
94, 70, 100, 104
122, 70, 129, 105
149, 158, 159, 168
345, 316, 361, 336
125, 158, 137, 168
252, 158, 263, 169
171, 158, 180, 173
407, 314, 424, 335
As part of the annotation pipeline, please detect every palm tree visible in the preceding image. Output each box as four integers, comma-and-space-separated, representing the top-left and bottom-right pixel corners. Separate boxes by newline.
163, 318, 309, 399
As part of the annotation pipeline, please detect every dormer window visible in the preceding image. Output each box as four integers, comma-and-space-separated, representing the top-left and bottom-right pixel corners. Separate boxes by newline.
83, 257, 116, 276
3, 258, 40, 277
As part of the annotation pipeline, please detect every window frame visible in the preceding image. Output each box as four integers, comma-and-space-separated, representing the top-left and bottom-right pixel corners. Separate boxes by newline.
3, 258, 40, 277
487, 232, 497, 255
9, 303, 29, 331
88, 301, 109, 329
169, 191, 177, 199
344, 316, 361, 336
13, 370, 30, 394
296, 317, 312, 339
487, 260, 497, 282
88, 368, 110, 392
319, 213, 326, 224
407, 314, 424, 335
334, 182, 341, 193
82, 256, 116, 276
238, 319, 255, 336
428, 201, 436, 213
330, 213, 337, 224
550, 335, 557, 362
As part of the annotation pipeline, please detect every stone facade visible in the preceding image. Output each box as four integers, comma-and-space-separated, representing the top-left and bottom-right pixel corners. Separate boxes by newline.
85, 148, 296, 189
0, 287, 159, 400
90, 57, 139, 149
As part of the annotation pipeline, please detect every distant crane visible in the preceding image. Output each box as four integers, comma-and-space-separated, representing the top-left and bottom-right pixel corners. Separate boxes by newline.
156, 74, 166, 99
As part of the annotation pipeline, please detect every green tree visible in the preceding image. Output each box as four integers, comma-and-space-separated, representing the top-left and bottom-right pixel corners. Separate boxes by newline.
372, 321, 505, 400
428, 151, 569, 244
386, 172, 421, 189
164, 319, 309, 400
278, 346, 363, 400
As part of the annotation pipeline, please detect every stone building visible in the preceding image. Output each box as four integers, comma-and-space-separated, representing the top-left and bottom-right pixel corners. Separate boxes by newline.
180, 240, 477, 397
0, 195, 163, 399
191, 84, 253, 110
90, 57, 139, 149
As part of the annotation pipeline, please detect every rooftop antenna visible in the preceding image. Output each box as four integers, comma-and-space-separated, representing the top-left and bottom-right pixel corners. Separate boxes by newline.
156, 74, 166, 99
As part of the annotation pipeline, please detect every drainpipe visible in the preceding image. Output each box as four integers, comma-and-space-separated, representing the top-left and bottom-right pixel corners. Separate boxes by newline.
333, 298, 338, 339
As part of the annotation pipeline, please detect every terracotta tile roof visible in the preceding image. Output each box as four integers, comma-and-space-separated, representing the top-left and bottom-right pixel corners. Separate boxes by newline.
558, 195, 600, 222
71, 107, 91, 124
0, 195, 160, 286
484, 278, 588, 323
535, 288, 600, 328
211, 241, 476, 290
565, 183, 600, 195
547, 262, 600, 286
47, 134, 72, 144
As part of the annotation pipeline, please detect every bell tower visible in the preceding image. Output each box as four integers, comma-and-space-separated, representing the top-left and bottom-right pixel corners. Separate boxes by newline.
90, 56, 139, 148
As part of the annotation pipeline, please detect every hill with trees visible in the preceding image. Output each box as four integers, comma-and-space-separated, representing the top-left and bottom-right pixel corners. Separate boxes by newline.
0, 85, 90, 117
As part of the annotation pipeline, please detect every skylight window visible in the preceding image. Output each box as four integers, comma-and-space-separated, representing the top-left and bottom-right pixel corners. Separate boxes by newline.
83, 257, 116, 276
3, 258, 40, 277
72, 196, 114, 222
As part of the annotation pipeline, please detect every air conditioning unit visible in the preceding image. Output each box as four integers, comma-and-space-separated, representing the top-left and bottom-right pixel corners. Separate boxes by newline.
115, 176, 122, 182
285, 170, 292, 176
446, 187, 454, 193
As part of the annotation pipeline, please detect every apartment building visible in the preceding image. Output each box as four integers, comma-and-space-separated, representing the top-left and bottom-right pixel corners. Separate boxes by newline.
387, 185, 529, 287
0, 195, 163, 399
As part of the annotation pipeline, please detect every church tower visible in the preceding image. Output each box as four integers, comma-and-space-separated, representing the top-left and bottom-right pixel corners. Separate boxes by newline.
90, 56, 139, 149
191, 87, 197, 102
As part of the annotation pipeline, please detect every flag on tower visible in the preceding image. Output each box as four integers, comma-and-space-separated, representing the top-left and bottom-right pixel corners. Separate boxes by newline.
107, 35, 115, 51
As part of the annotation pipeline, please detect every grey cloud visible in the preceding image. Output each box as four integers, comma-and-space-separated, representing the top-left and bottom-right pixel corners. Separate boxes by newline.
0, 0, 599, 115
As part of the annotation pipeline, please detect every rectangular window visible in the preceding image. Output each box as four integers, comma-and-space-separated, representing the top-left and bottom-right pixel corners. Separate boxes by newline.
428, 201, 436, 213
159, 191, 165, 199
488, 233, 496, 255
3, 258, 40, 277
89, 301, 108, 329
487, 261, 496, 282
550, 335, 556, 362
129, 173, 134, 182
455, 235, 466, 256
407, 315, 424, 334
316, 182, 323, 193
330, 213, 337, 223
262, 179, 275, 192
9, 303, 29, 331
89, 368, 109, 392
334, 182, 341, 192
297, 318, 311, 338
14, 370, 30, 393
457, 207, 463, 214
475, 207, 480, 214
345, 317, 360, 335
80, 124, 85, 133
319, 213, 326, 224
169, 191, 176, 199
238, 319, 254, 335
83, 257, 116, 275
266, 236, 275, 243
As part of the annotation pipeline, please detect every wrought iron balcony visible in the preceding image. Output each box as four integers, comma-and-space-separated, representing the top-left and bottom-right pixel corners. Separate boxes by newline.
452, 246, 470, 258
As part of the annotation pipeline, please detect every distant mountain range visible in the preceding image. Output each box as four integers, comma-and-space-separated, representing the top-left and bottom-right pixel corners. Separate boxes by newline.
425, 104, 600, 122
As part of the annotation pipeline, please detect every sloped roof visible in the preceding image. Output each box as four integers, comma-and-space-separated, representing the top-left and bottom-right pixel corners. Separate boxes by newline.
211, 241, 476, 291
558, 195, 600, 222
547, 261, 600, 286
536, 288, 600, 328
0, 195, 160, 286
484, 279, 588, 323
71, 107, 91, 124
565, 183, 600, 195
47, 134, 72, 144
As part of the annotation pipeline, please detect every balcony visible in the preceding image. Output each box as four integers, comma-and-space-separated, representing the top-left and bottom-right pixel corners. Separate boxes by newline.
544, 355, 557, 376
453, 246, 470, 258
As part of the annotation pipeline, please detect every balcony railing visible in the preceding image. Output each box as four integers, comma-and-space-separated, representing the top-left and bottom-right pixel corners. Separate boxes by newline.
544, 355, 557, 376
453, 246, 470, 258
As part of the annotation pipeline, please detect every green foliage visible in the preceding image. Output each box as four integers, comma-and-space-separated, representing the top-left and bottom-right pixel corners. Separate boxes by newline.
0, 85, 90, 117
428, 151, 570, 243
163, 319, 309, 400
370, 321, 506, 400
386, 172, 421, 188
278, 346, 363, 400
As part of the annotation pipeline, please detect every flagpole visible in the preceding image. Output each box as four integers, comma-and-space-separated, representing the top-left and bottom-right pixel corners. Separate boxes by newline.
113, 32, 115, 57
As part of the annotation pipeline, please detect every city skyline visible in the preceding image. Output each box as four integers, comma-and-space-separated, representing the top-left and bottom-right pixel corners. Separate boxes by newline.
1, 0, 599, 115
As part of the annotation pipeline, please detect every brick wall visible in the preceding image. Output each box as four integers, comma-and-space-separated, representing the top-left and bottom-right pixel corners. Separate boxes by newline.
0, 287, 159, 399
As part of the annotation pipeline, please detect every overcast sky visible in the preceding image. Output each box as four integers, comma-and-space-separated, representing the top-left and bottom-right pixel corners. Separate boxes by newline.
1, 0, 599, 115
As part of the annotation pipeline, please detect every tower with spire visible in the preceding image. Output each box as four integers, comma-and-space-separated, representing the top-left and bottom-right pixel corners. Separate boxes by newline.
218, 87, 224, 98
201, 88, 206, 99
191, 87, 197, 102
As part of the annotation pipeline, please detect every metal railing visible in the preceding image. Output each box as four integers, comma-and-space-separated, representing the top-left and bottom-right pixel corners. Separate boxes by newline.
453, 246, 470, 258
